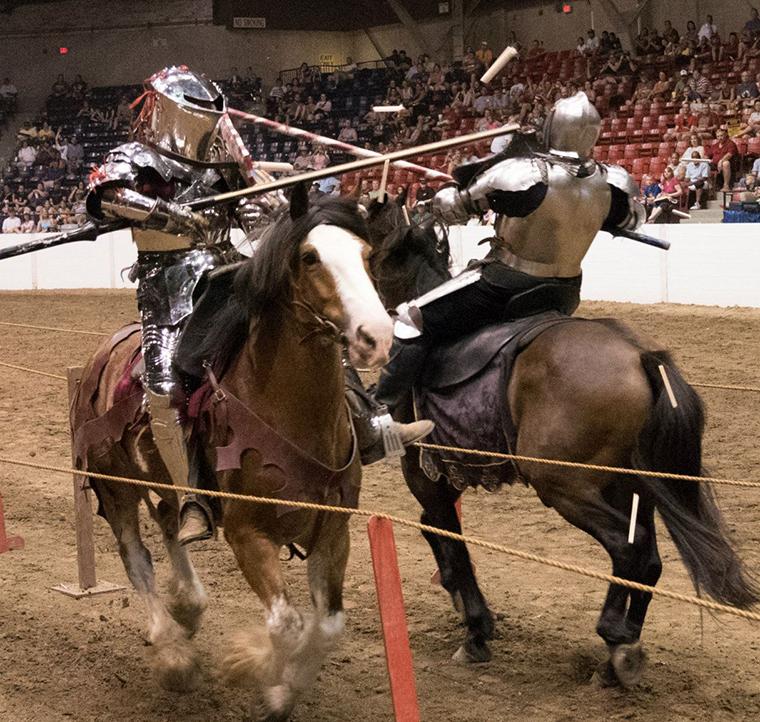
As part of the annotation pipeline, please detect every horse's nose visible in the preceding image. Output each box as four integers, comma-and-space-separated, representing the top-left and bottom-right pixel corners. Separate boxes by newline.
356, 325, 377, 351
352, 320, 391, 368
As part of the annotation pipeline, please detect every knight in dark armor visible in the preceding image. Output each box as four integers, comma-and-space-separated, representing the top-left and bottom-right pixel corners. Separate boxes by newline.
87, 67, 431, 545
375, 92, 645, 415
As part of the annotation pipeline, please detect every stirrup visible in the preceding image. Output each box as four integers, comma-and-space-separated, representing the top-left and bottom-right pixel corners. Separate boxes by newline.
375, 407, 405, 459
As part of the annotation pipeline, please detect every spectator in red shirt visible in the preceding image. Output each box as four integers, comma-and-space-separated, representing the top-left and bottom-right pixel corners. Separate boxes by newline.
709, 127, 739, 190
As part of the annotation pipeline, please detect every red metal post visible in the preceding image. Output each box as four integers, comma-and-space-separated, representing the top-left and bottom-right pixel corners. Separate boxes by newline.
0, 494, 24, 554
367, 516, 421, 722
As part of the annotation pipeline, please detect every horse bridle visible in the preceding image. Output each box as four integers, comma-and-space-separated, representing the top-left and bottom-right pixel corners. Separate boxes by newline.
291, 296, 347, 347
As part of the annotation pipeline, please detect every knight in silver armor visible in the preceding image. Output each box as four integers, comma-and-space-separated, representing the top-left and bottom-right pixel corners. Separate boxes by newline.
87, 66, 284, 545
376, 92, 645, 415
87, 68, 430, 544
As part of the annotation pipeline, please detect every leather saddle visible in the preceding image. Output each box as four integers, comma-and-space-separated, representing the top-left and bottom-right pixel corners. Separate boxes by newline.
421, 279, 580, 390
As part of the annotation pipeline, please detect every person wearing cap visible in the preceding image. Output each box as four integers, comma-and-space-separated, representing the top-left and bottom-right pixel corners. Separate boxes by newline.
476, 41, 494, 68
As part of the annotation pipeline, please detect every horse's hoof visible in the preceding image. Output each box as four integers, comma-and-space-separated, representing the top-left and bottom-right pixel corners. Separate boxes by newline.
151, 639, 201, 692
452, 640, 491, 664
590, 660, 619, 688
610, 641, 646, 688
253, 688, 293, 722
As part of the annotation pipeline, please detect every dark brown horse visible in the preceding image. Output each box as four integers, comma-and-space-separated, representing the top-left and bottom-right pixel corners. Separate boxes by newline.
368, 199, 758, 687
73, 192, 393, 721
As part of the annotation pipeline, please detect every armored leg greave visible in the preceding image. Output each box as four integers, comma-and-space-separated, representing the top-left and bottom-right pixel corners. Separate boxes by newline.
140, 310, 213, 544
374, 338, 430, 416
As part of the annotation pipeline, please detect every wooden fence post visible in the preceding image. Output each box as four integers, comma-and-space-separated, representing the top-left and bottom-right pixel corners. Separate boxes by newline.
0, 494, 24, 554
368, 516, 421, 722
52, 367, 124, 598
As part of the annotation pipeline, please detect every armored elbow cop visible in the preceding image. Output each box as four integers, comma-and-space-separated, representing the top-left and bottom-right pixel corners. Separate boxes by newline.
99, 187, 210, 236
604, 165, 645, 232
432, 185, 478, 225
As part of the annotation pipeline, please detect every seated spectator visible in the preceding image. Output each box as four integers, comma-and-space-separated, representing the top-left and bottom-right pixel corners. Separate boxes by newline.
682, 132, 706, 161
745, 7, 760, 37
411, 176, 434, 207
651, 71, 672, 99
314, 93, 332, 117
635, 27, 653, 55
71, 74, 87, 98
476, 41, 494, 68
684, 151, 710, 208
648, 166, 684, 222
526, 39, 545, 60
28, 182, 48, 205
575, 36, 587, 57
51, 73, 68, 97
751, 155, 760, 175
663, 20, 679, 45
337, 120, 358, 143
687, 69, 711, 101
16, 140, 36, 168
310, 145, 330, 170
734, 98, 760, 136
709, 127, 739, 191
292, 147, 312, 171
583, 29, 600, 55
19, 211, 35, 233
2, 209, 22, 233
65, 136, 84, 172
698, 14, 717, 41
735, 172, 758, 201
35, 208, 56, 233
668, 151, 685, 173
723, 32, 741, 61
735, 71, 759, 102
640, 174, 662, 216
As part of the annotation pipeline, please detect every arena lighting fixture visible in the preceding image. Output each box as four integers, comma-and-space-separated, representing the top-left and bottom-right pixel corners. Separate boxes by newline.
372, 104, 405, 112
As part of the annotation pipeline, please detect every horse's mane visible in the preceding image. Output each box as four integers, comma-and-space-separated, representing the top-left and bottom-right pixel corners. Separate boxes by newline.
368, 197, 451, 305
195, 194, 370, 375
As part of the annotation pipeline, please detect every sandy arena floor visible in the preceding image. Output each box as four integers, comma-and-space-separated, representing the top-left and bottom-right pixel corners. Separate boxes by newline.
1, 291, 759, 721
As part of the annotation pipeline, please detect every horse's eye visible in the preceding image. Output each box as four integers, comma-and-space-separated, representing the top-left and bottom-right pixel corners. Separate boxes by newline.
301, 250, 320, 267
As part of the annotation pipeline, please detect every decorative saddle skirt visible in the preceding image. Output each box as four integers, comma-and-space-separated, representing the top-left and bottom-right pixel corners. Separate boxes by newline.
415, 312, 579, 491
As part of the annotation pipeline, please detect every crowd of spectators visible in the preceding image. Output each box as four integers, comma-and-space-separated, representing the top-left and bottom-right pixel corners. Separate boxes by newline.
8, 7, 760, 231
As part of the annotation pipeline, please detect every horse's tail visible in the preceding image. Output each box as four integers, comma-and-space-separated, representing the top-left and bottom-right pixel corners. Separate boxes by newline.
633, 350, 759, 609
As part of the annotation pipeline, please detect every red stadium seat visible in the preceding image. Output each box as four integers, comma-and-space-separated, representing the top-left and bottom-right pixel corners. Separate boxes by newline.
624, 143, 641, 159
607, 144, 625, 161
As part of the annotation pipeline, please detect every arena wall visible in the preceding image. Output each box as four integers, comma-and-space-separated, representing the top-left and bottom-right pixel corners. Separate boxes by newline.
2, 224, 759, 308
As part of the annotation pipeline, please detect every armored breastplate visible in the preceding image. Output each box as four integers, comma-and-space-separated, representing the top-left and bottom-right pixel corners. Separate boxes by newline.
494, 162, 610, 278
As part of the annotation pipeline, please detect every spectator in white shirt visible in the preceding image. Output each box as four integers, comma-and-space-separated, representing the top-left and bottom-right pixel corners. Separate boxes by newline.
2, 210, 22, 233
268, 78, 284, 100
584, 29, 600, 54
685, 151, 710, 209
751, 156, 760, 175
16, 140, 36, 168
698, 15, 717, 41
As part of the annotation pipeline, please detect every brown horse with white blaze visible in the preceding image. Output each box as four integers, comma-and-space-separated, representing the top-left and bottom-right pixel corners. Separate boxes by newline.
73, 189, 392, 721
367, 199, 758, 687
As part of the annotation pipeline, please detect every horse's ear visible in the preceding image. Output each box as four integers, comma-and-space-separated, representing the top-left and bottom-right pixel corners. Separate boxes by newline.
289, 182, 309, 220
